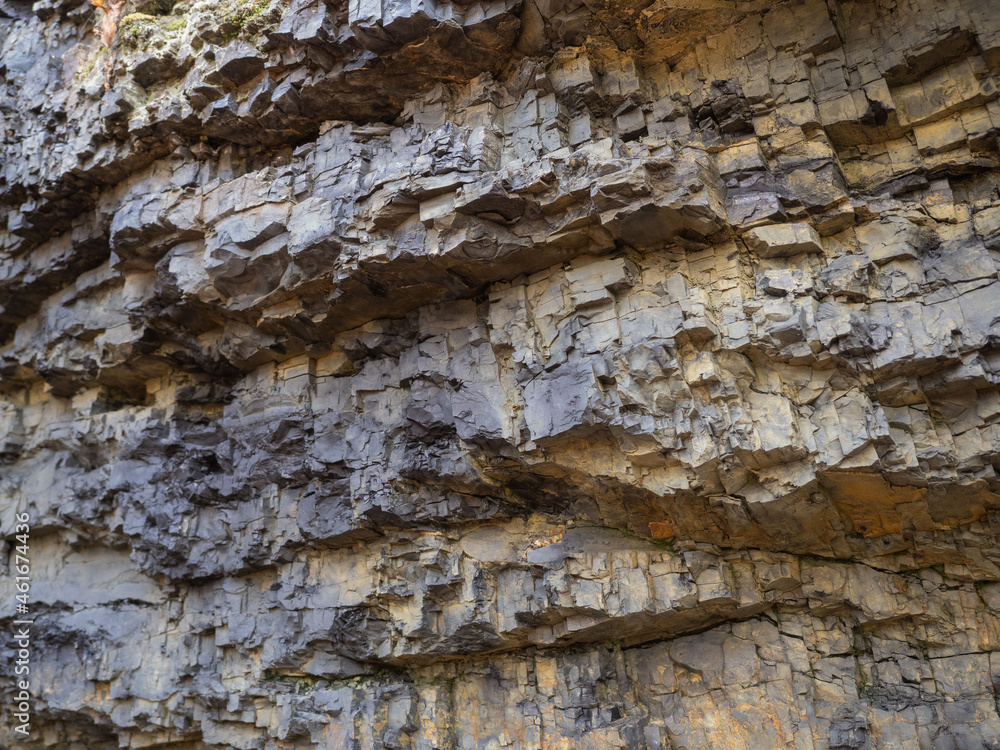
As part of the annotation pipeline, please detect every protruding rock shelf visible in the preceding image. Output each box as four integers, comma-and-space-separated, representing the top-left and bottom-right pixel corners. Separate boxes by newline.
2, 0, 1000, 747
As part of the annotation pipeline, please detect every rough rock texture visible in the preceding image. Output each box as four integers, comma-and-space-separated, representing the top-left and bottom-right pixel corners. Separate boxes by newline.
3, 0, 1000, 747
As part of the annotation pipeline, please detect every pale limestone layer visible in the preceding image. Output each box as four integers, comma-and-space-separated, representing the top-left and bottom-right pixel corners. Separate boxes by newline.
2, 0, 1000, 748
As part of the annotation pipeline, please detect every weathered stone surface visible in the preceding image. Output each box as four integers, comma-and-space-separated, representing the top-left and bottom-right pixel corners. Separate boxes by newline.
2, 0, 1000, 747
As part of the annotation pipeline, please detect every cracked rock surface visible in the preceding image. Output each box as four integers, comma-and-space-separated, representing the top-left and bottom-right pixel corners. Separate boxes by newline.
3, 0, 1000, 747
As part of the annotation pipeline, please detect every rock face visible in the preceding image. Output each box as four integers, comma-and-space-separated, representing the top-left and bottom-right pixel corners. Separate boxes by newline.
3, 0, 1000, 747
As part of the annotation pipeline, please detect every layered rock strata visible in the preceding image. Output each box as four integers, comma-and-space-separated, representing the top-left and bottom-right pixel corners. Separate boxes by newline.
2, 0, 1000, 747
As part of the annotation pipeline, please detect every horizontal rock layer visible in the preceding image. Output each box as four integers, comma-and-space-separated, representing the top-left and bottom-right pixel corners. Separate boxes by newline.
2, 0, 1000, 747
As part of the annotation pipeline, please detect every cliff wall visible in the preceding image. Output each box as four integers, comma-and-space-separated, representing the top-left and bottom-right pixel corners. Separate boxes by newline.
2, 0, 1000, 747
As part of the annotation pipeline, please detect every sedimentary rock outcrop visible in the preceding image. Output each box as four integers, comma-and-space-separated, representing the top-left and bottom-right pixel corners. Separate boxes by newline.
2, 0, 1000, 747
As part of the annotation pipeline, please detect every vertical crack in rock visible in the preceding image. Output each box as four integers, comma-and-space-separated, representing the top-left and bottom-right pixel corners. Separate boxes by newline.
2, 0, 1000, 747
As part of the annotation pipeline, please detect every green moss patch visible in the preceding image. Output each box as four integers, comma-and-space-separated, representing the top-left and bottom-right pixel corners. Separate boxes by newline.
118, 13, 162, 49
221, 0, 279, 39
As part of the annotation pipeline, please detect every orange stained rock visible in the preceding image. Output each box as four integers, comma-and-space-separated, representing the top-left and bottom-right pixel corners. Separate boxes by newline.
648, 520, 675, 540
824, 472, 1000, 538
